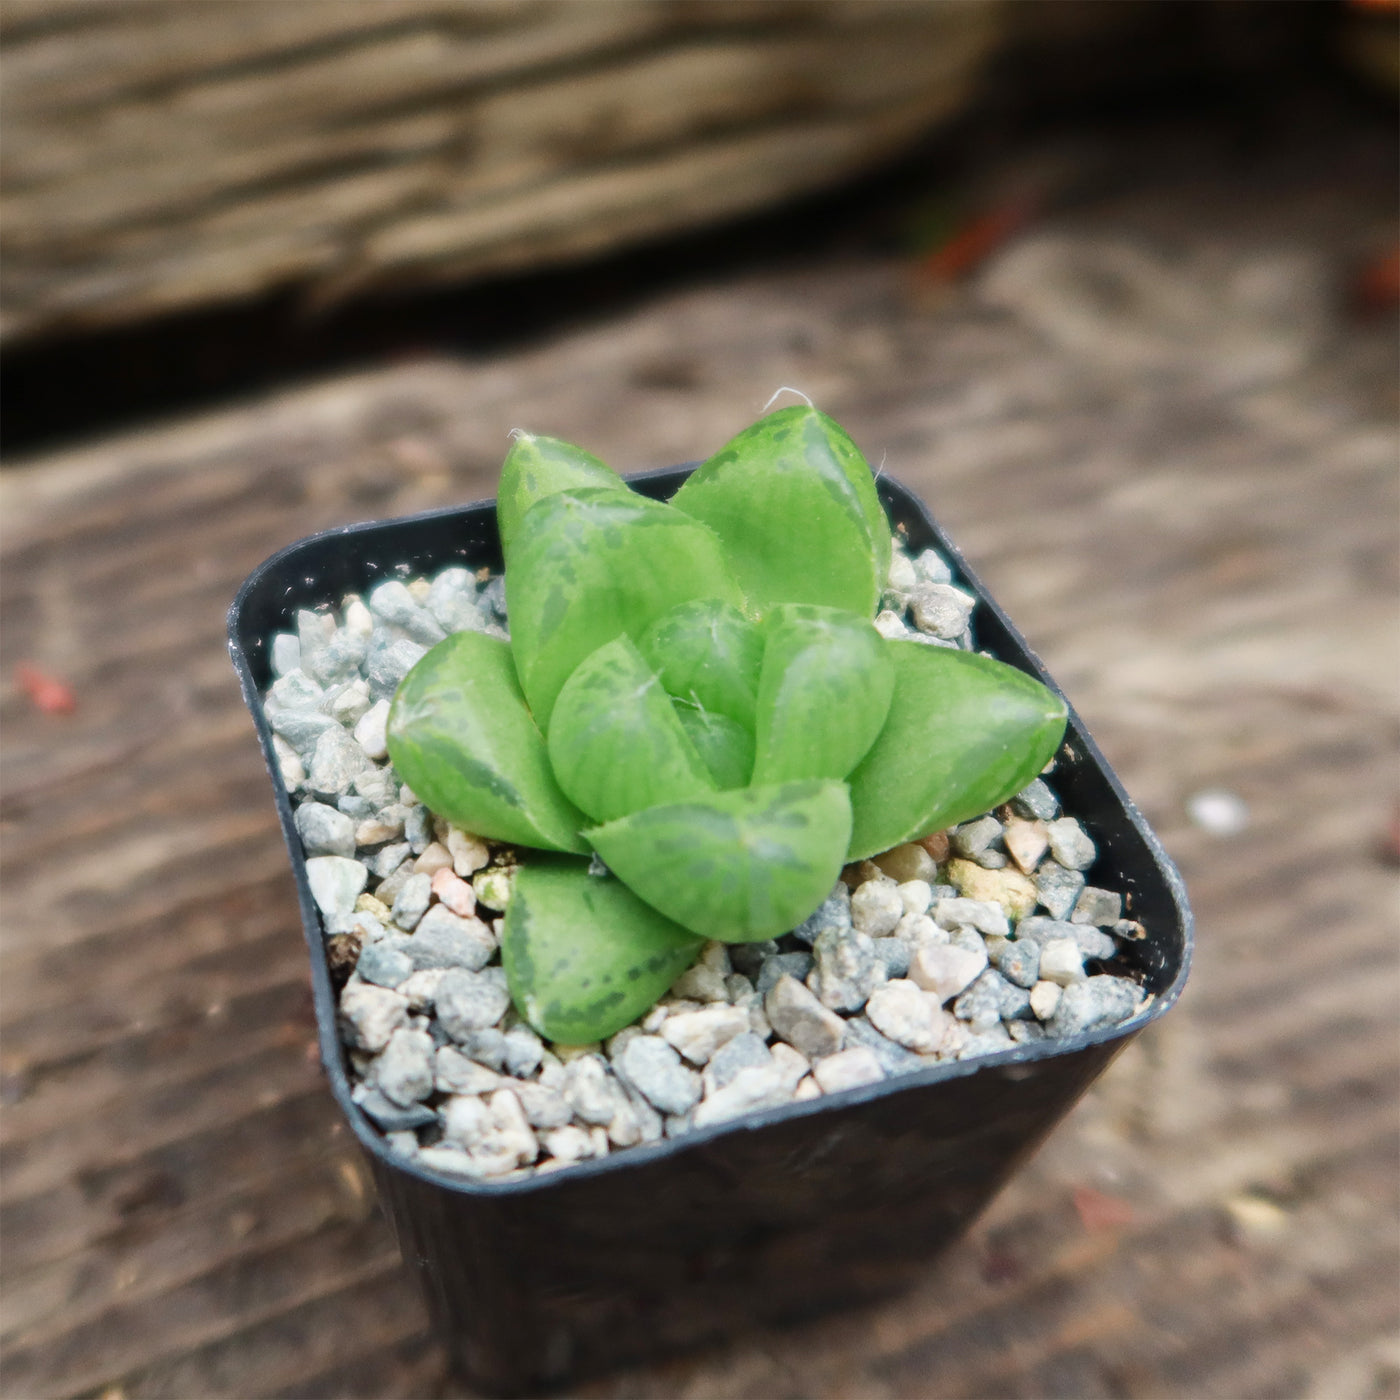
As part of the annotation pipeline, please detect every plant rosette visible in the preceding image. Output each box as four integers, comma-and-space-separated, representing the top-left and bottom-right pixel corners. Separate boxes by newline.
243, 406, 1181, 1181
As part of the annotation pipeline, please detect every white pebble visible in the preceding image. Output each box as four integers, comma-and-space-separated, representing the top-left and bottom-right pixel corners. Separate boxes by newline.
812, 1047, 885, 1095
354, 699, 392, 760
851, 880, 903, 936
1029, 980, 1062, 1020
1039, 937, 1086, 986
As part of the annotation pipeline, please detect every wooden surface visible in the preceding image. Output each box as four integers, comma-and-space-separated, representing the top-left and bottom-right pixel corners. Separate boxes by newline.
2, 133, 1397, 1398
0, 0, 1000, 345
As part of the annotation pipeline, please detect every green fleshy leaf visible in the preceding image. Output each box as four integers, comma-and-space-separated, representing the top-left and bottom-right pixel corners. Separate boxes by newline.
636, 598, 763, 728
586, 780, 852, 943
501, 856, 703, 1043
673, 702, 755, 790
846, 640, 1068, 859
496, 432, 626, 562
387, 631, 588, 853
547, 636, 715, 823
507, 488, 744, 729
670, 405, 889, 617
751, 604, 894, 786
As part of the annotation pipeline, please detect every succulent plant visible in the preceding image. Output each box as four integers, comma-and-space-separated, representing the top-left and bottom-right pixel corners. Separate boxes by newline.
387, 407, 1067, 1043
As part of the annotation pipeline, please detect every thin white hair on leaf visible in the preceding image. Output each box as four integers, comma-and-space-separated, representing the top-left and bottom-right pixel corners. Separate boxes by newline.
760, 386, 815, 413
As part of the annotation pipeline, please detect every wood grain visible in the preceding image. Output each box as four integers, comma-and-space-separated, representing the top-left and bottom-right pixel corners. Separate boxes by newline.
1, 132, 1396, 1398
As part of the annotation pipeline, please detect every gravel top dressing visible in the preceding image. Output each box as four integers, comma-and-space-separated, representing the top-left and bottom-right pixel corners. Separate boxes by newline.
262, 536, 1149, 1181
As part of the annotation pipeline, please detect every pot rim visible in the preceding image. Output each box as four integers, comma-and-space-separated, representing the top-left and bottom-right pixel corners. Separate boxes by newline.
228, 467, 1193, 1198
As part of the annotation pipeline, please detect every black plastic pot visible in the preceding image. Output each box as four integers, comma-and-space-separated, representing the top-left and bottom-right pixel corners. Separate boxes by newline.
229, 469, 1192, 1395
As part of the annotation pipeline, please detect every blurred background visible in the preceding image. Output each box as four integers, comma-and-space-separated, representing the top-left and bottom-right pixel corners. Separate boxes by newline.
1, 2, 1396, 1397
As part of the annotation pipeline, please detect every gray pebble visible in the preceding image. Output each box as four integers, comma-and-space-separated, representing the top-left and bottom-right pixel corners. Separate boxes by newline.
810, 925, 886, 1012
1046, 817, 1096, 871
957, 1025, 1016, 1059
991, 939, 1041, 989
478, 575, 507, 621
562, 1055, 628, 1125
366, 634, 428, 701
729, 939, 779, 979
502, 1025, 544, 1078
375, 861, 414, 908
1036, 863, 1086, 920
373, 1027, 435, 1105
368, 580, 448, 646
352, 765, 399, 806
266, 668, 324, 715
305, 855, 368, 920
1011, 778, 1060, 821
911, 582, 975, 639
1072, 886, 1122, 926
913, 548, 954, 585
433, 1046, 501, 1096
270, 707, 341, 759
701, 1032, 772, 1095
756, 951, 814, 998
616, 1035, 703, 1115
323, 678, 373, 727
843, 1015, 927, 1074
457, 1027, 508, 1071
764, 975, 846, 1060
972, 849, 1008, 869
792, 886, 852, 945
370, 842, 411, 879
1047, 976, 1142, 1037
428, 570, 486, 634
294, 801, 356, 858
954, 969, 1028, 1031
404, 805, 434, 855
934, 897, 1009, 938
306, 725, 371, 797
337, 794, 376, 821
871, 937, 911, 979
407, 907, 495, 970
305, 627, 369, 687
512, 1080, 574, 1130
391, 872, 433, 931
357, 940, 413, 988
338, 981, 408, 1052
357, 1088, 437, 1132
435, 967, 511, 1039
952, 815, 1003, 858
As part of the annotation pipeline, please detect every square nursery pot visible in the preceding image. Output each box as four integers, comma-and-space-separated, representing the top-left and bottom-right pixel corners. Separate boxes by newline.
229, 467, 1192, 1395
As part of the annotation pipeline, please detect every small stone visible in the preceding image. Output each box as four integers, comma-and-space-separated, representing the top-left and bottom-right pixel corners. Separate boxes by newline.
724, 972, 755, 1003
356, 940, 413, 988
305, 626, 369, 688
324, 678, 372, 726
701, 1032, 771, 1096
1047, 976, 1142, 1037
541, 1125, 599, 1164
413, 841, 453, 877
991, 938, 1041, 989
512, 1080, 574, 1129
306, 856, 369, 921
972, 848, 1008, 869
434, 1046, 503, 1096
368, 579, 447, 645
384, 1130, 419, 1157
616, 1035, 702, 1115
1045, 817, 1095, 871
913, 547, 954, 585
1030, 980, 1062, 1020
911, 582, 975, 638
562, 1054, 627, 1125
764, 975, 846, 1059
1003, 818, 1049, 874
1007, 1019, 1047, 1045
478, 575, 507, 621
306, 726, 371, 796
1011, 778, 1059, 821
338, 982, 409, 1052
755, 951, 814, 998
794, 1076, 822, 1101
909, 942, 987, 1002
373, 1027, 435, 1105
356, 816, 403, 846
866, 980, 949, 1053
452, 1025, 505, 1067
874, 609, 910, 640
729, 939, 779, 979
370, 842, 411, 880
430, 867, 476, 916
948, 925, 988, 957
441, 1089, 538, 1173
843, 1016, 926, 1074
391, 872, 433, 931
850, 880, 904, 936
270, 632, 301, 677
415, 1144, 482, 1176
692, 1062, 793, 1128
893, 912, 941, 947
357, 1088, 437, 1132
407, 907, 495, 971
435, 967, 511, 1038
325, 933, 363, 982
810, 925, 886, 1012
871, 937, 911, 979
1036, 863, 1086, 920
897, 880, 934, 916
951, 815, 1002, 859
501, 1024, 543, 1077
933, 897, 1008, 938
1114, 919, 1148, 942
958, 1024, 1016, 1059
1072, 887, 1122, 926
366, 635, 428, 701
353, 765, 398, 805
403, 805, 433, 854
769, 1042, 810, 1089
271, 735, 305, 789
1039, 938, 1086, 986
888, 549, 918, 594
447, 827, 491, 877
792, 885, 852, 945
812, 1047, 885, 1095
945, 860, 1039, 920
295, 802, 356, 858
952, 970, 1013, 1032
872, 843, 939, 884
660, 1005, 750, 1065
670, 957, 729, 1003
472, 866, 515, 912
428, 568, 485, 633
